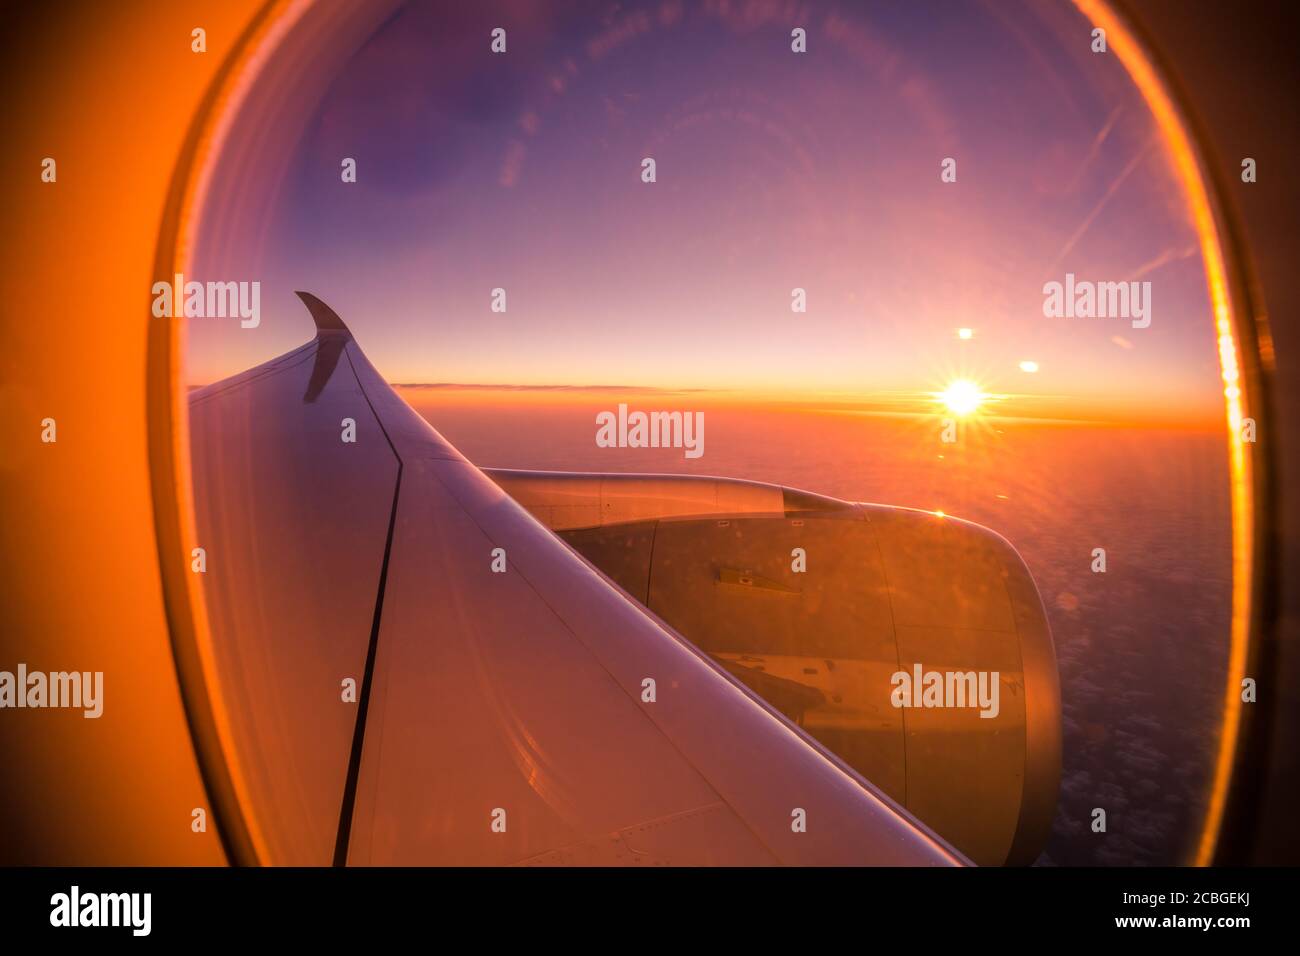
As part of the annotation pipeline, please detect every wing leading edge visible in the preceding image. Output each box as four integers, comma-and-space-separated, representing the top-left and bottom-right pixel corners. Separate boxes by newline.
185, 293, 965, 866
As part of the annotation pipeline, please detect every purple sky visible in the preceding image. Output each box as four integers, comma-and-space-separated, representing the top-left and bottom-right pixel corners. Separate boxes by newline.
187, 0, 1223, 423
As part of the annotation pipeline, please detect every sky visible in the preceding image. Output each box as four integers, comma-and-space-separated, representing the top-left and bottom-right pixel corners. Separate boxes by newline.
185, 0, 1224, 425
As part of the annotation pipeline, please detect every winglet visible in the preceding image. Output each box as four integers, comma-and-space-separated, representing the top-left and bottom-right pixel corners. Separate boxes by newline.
295, 291, 351, 335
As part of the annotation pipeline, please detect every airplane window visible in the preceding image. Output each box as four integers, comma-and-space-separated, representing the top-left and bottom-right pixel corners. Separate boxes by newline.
179, 0, 1244, 866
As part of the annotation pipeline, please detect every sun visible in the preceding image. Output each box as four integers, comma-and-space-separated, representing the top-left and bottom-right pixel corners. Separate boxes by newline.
938, 379, 986, 417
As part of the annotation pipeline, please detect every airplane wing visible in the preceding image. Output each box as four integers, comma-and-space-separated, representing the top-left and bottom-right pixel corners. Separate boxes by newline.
185, 292, 964, 867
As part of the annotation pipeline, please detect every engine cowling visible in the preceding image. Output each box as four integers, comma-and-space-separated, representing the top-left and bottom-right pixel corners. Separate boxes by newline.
487, 469, 1061, 866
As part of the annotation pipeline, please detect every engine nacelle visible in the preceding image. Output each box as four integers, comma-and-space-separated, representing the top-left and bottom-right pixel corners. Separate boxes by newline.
487, 469, 1062, 866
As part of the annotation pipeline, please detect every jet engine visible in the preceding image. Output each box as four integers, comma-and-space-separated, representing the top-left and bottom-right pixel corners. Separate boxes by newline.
487, 469, 1062, 866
